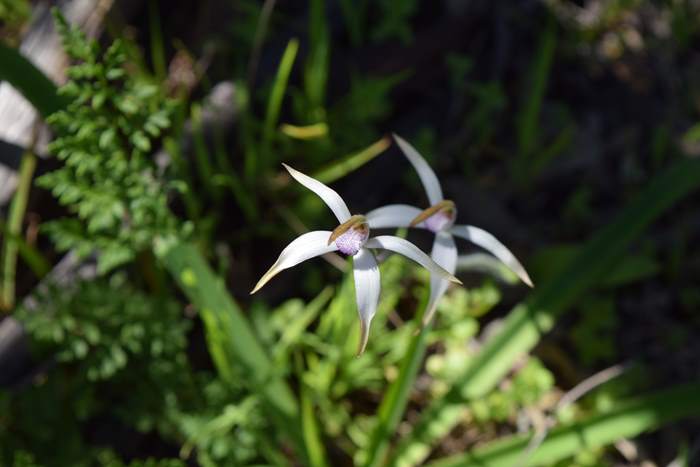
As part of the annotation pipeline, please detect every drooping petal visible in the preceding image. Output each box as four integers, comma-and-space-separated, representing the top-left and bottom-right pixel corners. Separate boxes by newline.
251, 230, 339, 294
393, 133, 444, 205
422, 231, 458, 327
352, 248, 380, 355
283, 163, 352, 223
366, 204, 423, 229
457, 253, 521, 285
450, 225, 534, 287
365, 235, 462, 284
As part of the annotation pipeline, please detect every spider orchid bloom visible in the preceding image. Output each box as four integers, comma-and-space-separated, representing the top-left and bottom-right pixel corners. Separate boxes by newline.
251, 163, 462, 354
366, 134, 533, 326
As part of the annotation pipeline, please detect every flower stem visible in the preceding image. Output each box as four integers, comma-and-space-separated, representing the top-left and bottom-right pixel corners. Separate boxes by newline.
362, 288, 431, 467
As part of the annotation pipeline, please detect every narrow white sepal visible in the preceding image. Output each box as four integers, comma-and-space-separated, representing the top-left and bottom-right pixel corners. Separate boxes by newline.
450, 225, 534, 287
366, 204, 423, 229
393, 133, 444, 205
365, 235, 462, 284
422, 231, 458, 327
457, 253, 521, 285
251, 230, 339, 294
282, 163, 352, 223
352, 248, 381, 355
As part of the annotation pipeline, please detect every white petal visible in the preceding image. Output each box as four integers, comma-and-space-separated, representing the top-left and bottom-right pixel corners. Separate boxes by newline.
450, 225, 534, 287
283, 163, 352, 223
393, 133, 444, 205
457, 253, 521, 285
251, 231, 339, 294
422, 231, 458, 327
366, 204, 423, 229
352, 248, 380, 355
365, 235, 462, 285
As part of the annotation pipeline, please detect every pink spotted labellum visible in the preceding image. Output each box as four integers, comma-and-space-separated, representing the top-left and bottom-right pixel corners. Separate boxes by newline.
366, 134, 534, 326
251, 163, 462, 354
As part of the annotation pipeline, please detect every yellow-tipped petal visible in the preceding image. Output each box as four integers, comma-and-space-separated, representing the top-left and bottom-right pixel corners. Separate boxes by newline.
250, 265, 280, 294
365, 235, 462, 286
357, 319, 370, 356
450, 224, 533, 288
352, 248, 380, 356
250, 230, 338, 294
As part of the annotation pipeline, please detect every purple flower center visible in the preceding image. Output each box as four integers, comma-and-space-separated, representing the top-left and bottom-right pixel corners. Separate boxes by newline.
423, 209, 456, 233
335, 225, 369, 256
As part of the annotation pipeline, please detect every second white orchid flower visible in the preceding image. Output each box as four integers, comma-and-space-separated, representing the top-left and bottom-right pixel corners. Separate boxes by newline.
251, 163, 462, 354
367, 134, 533, 326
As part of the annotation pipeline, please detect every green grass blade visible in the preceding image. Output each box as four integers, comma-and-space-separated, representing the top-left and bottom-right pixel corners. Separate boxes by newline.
311, 136, 390, 184
280, 122, 329, 140
262, 38, 299, 171
516, 14, 556, 160
190, 103, 218, 199
296, 352, 330, 467
426, 381, 700, 467
390, 156, 700, 465
163, 135, 202, 222
0, 219, 50, 281
304, 0, 329, 121
338, 0, 367, 46
147, 0, 167, 79
1, 151, 36, 311
0, 43, 66, 118
527, 123, 574, 184
211, 125, 258, 222
155, 240, 308, 462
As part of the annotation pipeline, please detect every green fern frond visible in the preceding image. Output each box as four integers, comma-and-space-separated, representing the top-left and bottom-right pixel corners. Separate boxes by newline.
38, 9, 185, 274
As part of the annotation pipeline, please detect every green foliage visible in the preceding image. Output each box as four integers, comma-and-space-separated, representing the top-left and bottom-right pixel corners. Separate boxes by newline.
470, 359, 554, 423
571, 297, 618, 365
170, 379, 271, 466
18, 280, 191, 433
37, 10, 184, 274
338, 0, 417, 45
0, 0, 29, 42
95, 451, 186, 467
8, 276, 271, 466
156, 240, 311, 462
0, 0, 27, 21
304, 0, 330, 121
261, 38, 300, 172
372, 0, 418, 43
18, 277, 189, 382
10, 450, 41, 467
329, 71, 409, 148
427, 382, 700, 467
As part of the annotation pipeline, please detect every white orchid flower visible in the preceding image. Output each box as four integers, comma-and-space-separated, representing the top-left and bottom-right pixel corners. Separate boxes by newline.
366, 134, 533, 326
251, 163, 462, 354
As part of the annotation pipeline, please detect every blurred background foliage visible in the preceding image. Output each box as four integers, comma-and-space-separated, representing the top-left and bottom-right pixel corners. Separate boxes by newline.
1, 0, 700, 466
